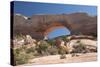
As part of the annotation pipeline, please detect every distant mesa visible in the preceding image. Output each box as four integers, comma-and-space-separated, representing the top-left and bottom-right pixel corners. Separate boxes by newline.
13, 13, 97, 39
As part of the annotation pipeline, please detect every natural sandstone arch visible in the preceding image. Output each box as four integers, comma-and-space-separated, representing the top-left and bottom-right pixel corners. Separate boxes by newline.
43, 22, 70, 36
13, 13, 97, 39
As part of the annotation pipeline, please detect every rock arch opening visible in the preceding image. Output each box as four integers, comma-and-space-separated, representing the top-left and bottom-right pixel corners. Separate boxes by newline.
43, 22, 71, 39
47, 27, 70, 39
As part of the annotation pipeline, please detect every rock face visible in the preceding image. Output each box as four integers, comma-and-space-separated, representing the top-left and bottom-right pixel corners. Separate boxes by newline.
12, 13, 97, 39
13, 35, 37, 48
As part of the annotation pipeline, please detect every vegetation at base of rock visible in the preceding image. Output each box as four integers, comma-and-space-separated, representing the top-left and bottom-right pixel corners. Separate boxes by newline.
47, 39, 55, 46
26, 47, 36, 54
13, 34, 97, 65
13, 45, 35, 65
72, 44, 86, 53
14, 33, 25, 39
47, 46, 58, 55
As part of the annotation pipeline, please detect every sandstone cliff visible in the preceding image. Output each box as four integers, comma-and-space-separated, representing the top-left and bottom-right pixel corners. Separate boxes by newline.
12, 13, 97, 39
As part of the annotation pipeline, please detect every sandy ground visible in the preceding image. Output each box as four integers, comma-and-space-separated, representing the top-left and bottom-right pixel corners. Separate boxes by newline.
17, 53, 97, 67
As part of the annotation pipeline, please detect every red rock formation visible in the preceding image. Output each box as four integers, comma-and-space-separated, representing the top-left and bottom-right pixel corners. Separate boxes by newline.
12, 13, 97, 39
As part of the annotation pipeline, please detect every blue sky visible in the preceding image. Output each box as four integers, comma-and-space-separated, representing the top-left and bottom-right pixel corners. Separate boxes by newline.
47, 28, 70, 39
12, 1, 97, 39
13, 1, 97, 16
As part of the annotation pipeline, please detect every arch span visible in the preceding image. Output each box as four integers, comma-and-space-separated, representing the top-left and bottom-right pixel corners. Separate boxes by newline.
13, 13, 97, 39
44, 22, 68, 35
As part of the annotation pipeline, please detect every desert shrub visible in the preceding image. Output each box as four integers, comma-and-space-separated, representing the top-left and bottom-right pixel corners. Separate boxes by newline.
36, 40, 50, 55
39, 40, 49, 50
26, 47, 35, 54
60, 54, 66, 59
33, 51, 40, 56
72, 42, 86, 53
47, 40, 55, 46
21, 45, 27, 50
76, 40, 81, 43
14, 48, 29, 65
13, 45, 36, 65
14, 52, 30, 65
15, 33, 25, 40
79, 43, 86, 50
58, 46, 67, 55
14, 48, 21, 54
47, 46, 58, 55
66, 38, 70, 42
61, 36, 67, 41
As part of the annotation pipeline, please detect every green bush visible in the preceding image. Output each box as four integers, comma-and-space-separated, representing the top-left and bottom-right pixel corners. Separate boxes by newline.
14, 48, 28, 65
47, 40, 55, 46
36, 40, 50, 55
13, 46, 36, 65
14, 52, 29, 65
61, 36, 68, 41
26, 47, 35, 54
58, 46, 67, 55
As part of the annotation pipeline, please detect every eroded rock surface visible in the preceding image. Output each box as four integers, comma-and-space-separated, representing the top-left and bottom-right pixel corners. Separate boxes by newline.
13, 13, 97, 39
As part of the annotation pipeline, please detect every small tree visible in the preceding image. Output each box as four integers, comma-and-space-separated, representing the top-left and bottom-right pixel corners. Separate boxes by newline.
36, 40, 49, 56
